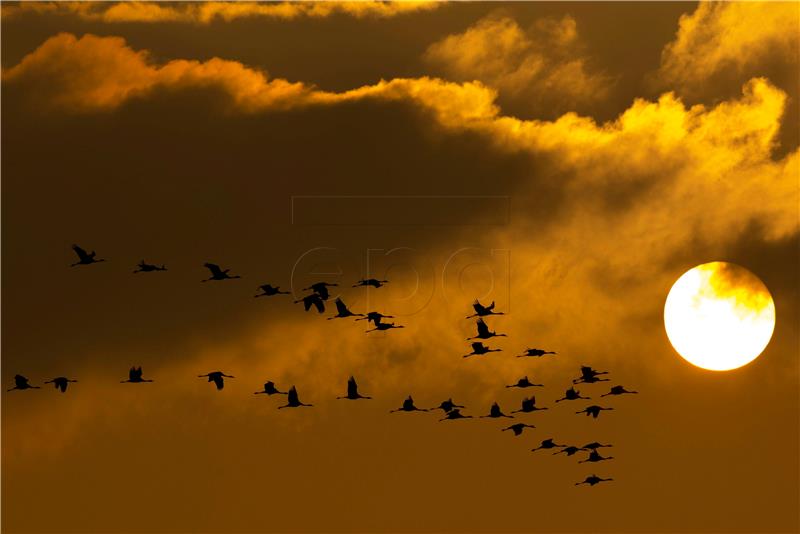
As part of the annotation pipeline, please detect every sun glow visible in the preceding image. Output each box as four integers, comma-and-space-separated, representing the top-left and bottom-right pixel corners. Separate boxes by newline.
664, 262, 775, 371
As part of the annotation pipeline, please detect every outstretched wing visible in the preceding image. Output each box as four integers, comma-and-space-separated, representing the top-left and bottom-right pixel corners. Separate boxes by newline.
486, 301, 495, 311
204, 263, 223, 276
476, 319, 489, 337
14, 375, 28, 388
312, 296, 325, 314
72, 244, 90, 260
471, 342, 483, 352
131, 367, 142, 380
347, 376, 358, 397
335, 298, 347, 315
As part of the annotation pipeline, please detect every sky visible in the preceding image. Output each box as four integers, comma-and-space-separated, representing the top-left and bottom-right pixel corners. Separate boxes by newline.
1, 2, 799, 532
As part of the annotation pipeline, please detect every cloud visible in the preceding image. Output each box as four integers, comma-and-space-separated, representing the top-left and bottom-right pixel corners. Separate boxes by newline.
422, 14, 613, 116
1, 1, 442, 23
657, 1, 800, 94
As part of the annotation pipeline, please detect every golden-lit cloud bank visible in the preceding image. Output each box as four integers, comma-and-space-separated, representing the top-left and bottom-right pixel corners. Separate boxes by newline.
2, 0, 441, 23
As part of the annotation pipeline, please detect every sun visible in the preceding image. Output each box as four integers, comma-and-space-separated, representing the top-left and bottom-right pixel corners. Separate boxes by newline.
664, 262, 775, 371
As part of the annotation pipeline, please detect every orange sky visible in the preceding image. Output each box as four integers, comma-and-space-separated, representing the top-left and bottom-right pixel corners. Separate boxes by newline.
2, 2, 799, 532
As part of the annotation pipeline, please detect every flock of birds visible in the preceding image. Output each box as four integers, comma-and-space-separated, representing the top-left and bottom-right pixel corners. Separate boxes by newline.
7, 244, 641, 487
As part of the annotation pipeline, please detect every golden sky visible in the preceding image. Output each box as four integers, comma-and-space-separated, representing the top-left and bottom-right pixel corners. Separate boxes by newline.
2, 2, 799, 532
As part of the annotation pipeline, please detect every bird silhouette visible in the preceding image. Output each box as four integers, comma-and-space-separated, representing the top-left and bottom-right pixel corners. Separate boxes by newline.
575, 475, 613, 486
430, 398, 465, 413
439, 408, 472, 422
502, 423, 535, 436
467, 318, 506, 340
303, 282, 338, 300
353, 278, 388, 288
133, 260, 166, 273
505, 376, 543, 388
44, 377, 78, 393
255, 284, 290, 298
198, 371, 234, 390
366, 322, 404, 333
355, 311, 394, 326
120, 367, 153, 383
553, 446, 585, 456
254, 381, 287, 395
278, 386, 313, 408
555, 387, 590, 403
517, 348, 556, 358
578, 450, 614, 463
581, 442, 613, 450
337, 376, 371, 400
481, 402, 513, 419
390, 395, 427, 413
575, 475, 614, 486
573, 366, 610, 384
512, 396, 548, 413
70, 244, 105, 267
328, 298, 364, 320
532, 438, 565, 452
7, 375, 39, 391
601, 385, 638, 397
295, 293, 325, 313
201, 263, 241, 282
576, 405, 614, 419
466, 300, 504, 318
463, 342, 501, 358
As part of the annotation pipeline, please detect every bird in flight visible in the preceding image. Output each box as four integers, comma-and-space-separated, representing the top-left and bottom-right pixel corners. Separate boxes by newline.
439, 408, 472, 422
512, 396, 548, 413
366, 322, 404, 333
601, 385, 638, 397
467, 318, 506, 340
573, 366, 610, 384
576, 405, 614, 419
303, 282, 338, 300
430, 398, 465, 413
278, 386, 313, 409
532, 438, 565, 452
198, 371, 234, 390
253, 380, 286, 396
120, 366, 153, 383
505, 376, 543, 388
517, 348, 556, 358
328, 298, 364, 320
254, 284, 290, 298
463, 342, 501, 358
70, 244, 105, 267
355, 311, 394, 326
390, 395, 427, 413
254, 381, 287, 395
578, 450, 615, 463
555, 387, 590, 403
481, 402, 513, 419
582, 442, 613, 450
201, 263, 241, 282
553, 446, 585, 456
575, 475, 613, 486
501, 423, 535, 436
353, 278, 388, 288
466, 300, 504, 318
133, 260, 167, 273
44, 377, 78, 393
7, 375, 39, 391
337, 376, 371, 400
295, 293, 325, 314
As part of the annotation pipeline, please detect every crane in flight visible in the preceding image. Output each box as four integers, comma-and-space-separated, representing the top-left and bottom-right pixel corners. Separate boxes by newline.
328, 298, 364, 320
278, 386, 313, 408
430, 398, 465, 413
336, 376, 371, 400
573, 366, 610, 384
133, 260, 167, 273
512, 396, 548, 413
201, 263, 241, 282
390, 395, 427, 413
463, 342, 501, 358
467, 318, 506, 340
578, 450, 614, 463
517, 348, 556, 358
353, 279, 388, 288
501, 423, 535, 436
439, 408, 472, 422
303, 282, 338, 300
7, 375, 39, 391
120, 367, 153, 383
254, 381, 287, 395
70, 244, 105, 266
480, 402, 513, 419
553, 446, 585, 457
505, 376, 543, 388
44, 377, 78, 393
466, 300, 504, 318
355, 312, 394, 326
255, 284, 290, 298
295, 293, 325, 314
366, 322, 404, 333
531, 438, 565, 452
198, 371, 234, 390
555, 387, 590, 403
601, 385, 638, 397
575, 475, 613, 486
575, 405, 614, 419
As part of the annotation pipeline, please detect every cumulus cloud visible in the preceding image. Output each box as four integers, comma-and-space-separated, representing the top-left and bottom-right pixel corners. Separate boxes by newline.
657, 1, 800, 94
422, 14, 613, 115
1, 1, 441, 23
